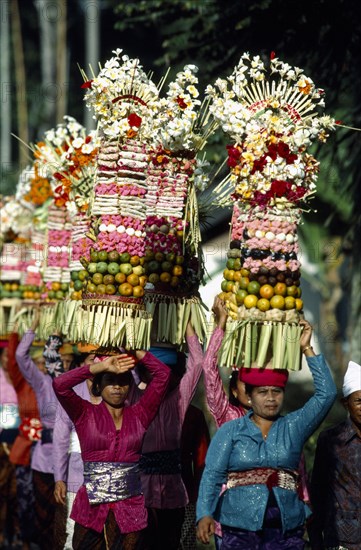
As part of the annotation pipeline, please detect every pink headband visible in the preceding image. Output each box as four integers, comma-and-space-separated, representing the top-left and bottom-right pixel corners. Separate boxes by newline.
239, 367, 289, 388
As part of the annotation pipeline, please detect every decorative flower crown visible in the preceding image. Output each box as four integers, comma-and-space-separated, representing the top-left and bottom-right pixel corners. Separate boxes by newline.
82, 49, 208, 154
206, 53, 336, 211
29, 117, 99, 212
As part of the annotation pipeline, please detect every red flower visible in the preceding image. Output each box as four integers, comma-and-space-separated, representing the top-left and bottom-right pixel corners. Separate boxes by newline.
251, 155, 267, 174
81, 80, 93, 89
226, 145, 242, 167
176, 96, 187, 109
270, 51, 276, 60
128, 113, 142, 128
53, 172, 64, 181
270, 179, 290, 197
277, 142, 290, 158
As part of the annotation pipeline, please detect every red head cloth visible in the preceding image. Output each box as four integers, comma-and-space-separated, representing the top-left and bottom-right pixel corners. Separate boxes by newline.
238, 367, 289, 388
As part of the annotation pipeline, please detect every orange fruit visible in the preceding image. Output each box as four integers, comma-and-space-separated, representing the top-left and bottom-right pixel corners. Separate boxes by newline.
127, 273, 140, 286
295, 298, 303, 311
71, 291, 82, 300
160, 272, 172, 283
244, 294, 258, 309
259, 284, 274, 299
130, 255, 140, 266
170, 276, 180, 287
284, 296, 296, 310
270, 295, 285, 309
172, 265, 183, 277
233, 271, 242, 282
223, 269, 235, 281
105, 284, 116, 295
132, 285, 144, 298
96, 284, 106, 295
51, 282, 61, 291
115, 272, 126, 284
257, 298, 271, 312
241, 268, 250, 277
274, 282, 287, 296
87, 282, 96, 293
103, 274, 115, 285
138, 275, 147, 287
119, 282, 133, 296
92, 273, 103, 285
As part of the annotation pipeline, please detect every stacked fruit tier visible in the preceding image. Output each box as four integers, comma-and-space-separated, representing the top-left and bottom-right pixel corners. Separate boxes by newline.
143, 150, 191, 293
218, 205, 304, 370
221, 207, 303, 322
72, 138, 152, 349
142, 149, 206, 344
82, 139, 148, 299
43, 205, 72, 284
0, 242, 26, 284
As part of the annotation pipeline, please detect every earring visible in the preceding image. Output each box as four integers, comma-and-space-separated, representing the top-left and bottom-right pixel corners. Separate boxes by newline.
248, 399, 251, 404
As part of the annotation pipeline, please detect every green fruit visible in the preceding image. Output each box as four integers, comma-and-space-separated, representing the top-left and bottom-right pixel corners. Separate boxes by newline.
73, 280, 84, 291
96, 262, 109, 274
78, 270, 89, 281
226, 258, 236, 270
71, 271, 79, 281
90, 250, 99, 262
236, 289, 248, 305
148, 260, 161, 273
107, 262, 120, 275
247, 281, 261, 295
161, 261, 173, 273
55, 290, 64, 299
120, 252, 131, 263
48, 290, 56, 299
60, 283, 69, 291
119, 263, 133, 276
87, 262, 98, 274
221, 280, 229, 292
108, 250, 120, 263
98, 251, 108, 261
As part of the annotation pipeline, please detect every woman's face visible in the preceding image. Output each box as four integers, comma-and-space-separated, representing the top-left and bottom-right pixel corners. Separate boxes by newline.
100, 373, 130, 408
60, 353, 74, 372
249, 386, 284, 420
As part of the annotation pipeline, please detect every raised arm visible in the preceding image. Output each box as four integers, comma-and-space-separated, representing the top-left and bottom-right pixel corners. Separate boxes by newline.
203, 297, 235, 426
288, 320, 337, 441
133, 350, 171, 429
177, 322, 204, 419
52, 364, 93, 423
15, 328, 44, 388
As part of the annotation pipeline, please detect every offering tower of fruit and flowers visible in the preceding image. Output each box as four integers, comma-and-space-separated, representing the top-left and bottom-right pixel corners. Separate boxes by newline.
206, 53, 335, 369
75, 49, 212, 349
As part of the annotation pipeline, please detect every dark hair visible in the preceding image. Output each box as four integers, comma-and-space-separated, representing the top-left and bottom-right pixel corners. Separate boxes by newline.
245, 383, 256, 397
229, 371, 241, 406
70, 353, 90, 371
91, 371, 132, 397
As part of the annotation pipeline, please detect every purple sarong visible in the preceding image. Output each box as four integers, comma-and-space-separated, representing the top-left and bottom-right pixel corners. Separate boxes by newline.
221, 506, 305, 549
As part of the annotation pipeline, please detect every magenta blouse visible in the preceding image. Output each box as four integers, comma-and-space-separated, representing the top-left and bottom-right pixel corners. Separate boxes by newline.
53, 352, 170, 534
